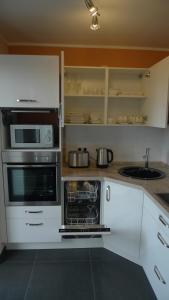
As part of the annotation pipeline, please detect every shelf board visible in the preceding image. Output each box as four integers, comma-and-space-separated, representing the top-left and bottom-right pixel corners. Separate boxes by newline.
64, 94, 104, 98
64, 123, 146, 127
64, 123, 105, 126
108, 95, 146, 99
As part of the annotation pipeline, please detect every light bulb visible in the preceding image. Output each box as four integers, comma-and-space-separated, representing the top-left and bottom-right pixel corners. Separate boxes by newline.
90, 16, 100, 31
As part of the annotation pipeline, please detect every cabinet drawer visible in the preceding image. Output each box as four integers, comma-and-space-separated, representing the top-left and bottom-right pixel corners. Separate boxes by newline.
144, 259, 169, 300
6, 206, 61, 219
141, 207, 169, 299
144, 193, 169, 238
7, 218, 61, 243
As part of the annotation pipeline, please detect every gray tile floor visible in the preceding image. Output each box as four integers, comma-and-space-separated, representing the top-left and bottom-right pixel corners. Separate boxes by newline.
0, 248, 156, 300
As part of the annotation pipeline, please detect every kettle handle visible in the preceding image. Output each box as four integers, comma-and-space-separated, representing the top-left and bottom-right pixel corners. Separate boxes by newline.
107, 149, 113, 164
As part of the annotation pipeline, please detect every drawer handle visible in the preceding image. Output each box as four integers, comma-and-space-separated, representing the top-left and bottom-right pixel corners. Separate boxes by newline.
25, 223, 44, 226
16, 99, 37, 103
106, 185, 110, 201
154, 265, 166, 285
157, 232, 169, 248
159, 215, 169, 228
25, 210, 43, 214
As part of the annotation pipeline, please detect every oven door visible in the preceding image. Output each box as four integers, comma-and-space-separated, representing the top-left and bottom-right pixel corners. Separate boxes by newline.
3, 164, 60, 206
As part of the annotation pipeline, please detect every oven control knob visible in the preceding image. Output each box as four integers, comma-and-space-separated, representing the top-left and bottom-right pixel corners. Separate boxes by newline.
34, 155, 38, 161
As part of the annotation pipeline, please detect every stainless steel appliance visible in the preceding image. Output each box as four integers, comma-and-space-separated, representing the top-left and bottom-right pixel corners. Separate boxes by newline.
59, 180, 110, 237
68, 148, 89, 168
2, 151, 61, 206
10, 124, 54, 148
96, 148, 113, 168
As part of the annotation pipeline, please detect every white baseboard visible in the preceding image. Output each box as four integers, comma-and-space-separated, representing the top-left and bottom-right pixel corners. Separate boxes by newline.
7, 237, 104, 250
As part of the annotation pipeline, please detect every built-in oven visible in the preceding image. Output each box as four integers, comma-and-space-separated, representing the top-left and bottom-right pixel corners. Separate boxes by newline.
2, 151, 61, 206
59, 180, 111, 237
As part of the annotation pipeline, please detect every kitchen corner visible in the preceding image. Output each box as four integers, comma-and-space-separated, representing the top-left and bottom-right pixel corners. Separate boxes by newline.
62, 160, 169, 215
1, 1, 169, 298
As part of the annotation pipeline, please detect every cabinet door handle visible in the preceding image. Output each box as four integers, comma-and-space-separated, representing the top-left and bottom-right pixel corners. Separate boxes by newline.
26, 223, 44, 226
154, 265, 166, 284
106, 185, 110, 201
25, 210, 43, 214
16, 99, 37, 103
159, 215, 169, 228
157, 232, 169, 248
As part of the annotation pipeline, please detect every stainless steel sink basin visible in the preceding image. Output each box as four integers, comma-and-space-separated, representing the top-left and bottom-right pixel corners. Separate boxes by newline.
119, 166, 165, 180
156, 193, 169, 205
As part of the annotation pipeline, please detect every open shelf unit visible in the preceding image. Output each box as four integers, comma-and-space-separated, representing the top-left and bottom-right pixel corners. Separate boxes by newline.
64, 66, 148, 126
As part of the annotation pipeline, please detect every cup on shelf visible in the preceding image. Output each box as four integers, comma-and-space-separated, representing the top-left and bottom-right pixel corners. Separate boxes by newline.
109, 89, 121, 96
83, 113, 90, 124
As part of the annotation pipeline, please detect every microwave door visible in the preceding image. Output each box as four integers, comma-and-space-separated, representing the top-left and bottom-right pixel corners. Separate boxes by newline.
12, 128, 41, 148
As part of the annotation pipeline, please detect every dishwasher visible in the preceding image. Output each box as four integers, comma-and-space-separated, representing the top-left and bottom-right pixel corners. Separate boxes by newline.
59, 180, 111, 237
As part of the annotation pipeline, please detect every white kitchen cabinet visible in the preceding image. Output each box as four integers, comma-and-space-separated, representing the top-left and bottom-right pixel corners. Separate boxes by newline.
64, 56, 169, 128
64, 67, 106, 125
6, 206, 61, 243
0, 229, 3, 254
0, 55, 60, 108
143, 56, 169, 128
102, 180, 143, 263
140, 194, 169, 300
107, 68, 147, 125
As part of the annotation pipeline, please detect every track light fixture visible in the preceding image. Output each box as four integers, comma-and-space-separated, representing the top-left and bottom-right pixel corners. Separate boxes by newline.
84, 0, 100, 30
85, 0, 99, 16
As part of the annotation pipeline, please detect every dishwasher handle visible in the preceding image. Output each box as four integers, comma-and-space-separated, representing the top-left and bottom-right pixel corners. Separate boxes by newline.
106, 185, 110, 202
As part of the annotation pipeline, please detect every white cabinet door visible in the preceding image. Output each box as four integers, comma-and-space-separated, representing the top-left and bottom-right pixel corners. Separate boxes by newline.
6, 206, 61, 243
103, 181, 143, 263
0, 55, 60, 108
60, 51, 64, 127
0, 230, 3, 254
7, 218, 61, 243
144, 56, 169, 128
140, 203, 169, 300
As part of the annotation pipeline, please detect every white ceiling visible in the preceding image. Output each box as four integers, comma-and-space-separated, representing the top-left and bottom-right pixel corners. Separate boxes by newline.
0, 0, 169, 49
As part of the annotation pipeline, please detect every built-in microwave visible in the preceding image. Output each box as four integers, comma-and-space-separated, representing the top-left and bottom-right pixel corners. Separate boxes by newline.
10, 124, 54, 148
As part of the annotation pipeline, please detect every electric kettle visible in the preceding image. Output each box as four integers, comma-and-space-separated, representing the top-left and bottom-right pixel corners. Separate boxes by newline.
96, 148, 113, 168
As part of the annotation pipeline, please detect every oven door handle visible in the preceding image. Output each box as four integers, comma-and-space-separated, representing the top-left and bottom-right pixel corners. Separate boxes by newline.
4, 164, 56, 168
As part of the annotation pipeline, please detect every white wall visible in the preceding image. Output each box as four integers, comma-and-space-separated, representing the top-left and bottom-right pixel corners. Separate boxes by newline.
64, 126, 167, 163
162, 127, 169, 164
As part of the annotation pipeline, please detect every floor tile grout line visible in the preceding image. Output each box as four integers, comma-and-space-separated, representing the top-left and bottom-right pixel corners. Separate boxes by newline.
89, 249, 96, 300
23, 251, 38, 300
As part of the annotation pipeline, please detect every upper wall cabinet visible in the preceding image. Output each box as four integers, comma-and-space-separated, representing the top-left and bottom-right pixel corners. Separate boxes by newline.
64, 56, 169, 128
107, 68, 146, 125
0, 55, 60, 108
64, 67, 106, 125
143, 56, 169, 128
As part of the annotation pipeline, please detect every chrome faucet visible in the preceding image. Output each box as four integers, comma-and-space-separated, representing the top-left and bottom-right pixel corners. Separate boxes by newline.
143, 147, 150, 169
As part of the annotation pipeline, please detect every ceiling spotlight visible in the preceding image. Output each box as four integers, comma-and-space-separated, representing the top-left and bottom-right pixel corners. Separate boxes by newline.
84, 0, 100, 16
90, 15, 100, 31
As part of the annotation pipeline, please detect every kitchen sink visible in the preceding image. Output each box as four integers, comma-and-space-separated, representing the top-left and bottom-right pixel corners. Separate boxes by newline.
156, 193, 169, 205
119, 166, 165, 180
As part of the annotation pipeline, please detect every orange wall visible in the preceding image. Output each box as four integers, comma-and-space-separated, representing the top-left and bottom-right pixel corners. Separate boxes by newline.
8, 45, 169, 68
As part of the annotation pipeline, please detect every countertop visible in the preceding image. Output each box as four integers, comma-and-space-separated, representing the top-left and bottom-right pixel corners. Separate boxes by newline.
62, 161, 169, 215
